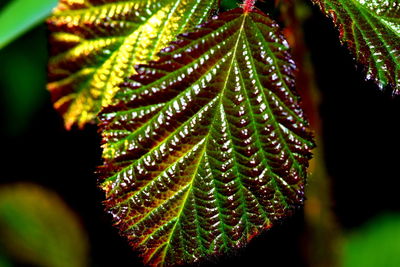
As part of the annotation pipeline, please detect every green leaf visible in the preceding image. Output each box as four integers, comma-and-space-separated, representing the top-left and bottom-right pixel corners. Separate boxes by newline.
0, 183, 89, 267
0, 0, 58, 50
344, 214, 400, 267
47, 0, 218, 129
99, 8, 314, 266
311, 0, 400, 93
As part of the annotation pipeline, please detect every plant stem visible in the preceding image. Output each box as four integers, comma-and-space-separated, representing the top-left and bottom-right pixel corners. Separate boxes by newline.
242, 0, 256, 12
280, 1, 342, 266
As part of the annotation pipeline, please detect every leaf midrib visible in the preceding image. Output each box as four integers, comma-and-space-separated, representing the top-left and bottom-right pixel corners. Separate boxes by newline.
157, 13, 249, 263
103, 16, 245, 160
106, 14, 248, 205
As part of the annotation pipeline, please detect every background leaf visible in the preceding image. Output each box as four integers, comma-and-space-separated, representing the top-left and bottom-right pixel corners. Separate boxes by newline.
0, 183, 89, 267
47, 0, 218, 129
311, 0, 400, 93
221, 0, 239, 10
99, 8, 314, 266
343, 214, 400, 267
0, 23, 48, 136
0, 0, 58, 50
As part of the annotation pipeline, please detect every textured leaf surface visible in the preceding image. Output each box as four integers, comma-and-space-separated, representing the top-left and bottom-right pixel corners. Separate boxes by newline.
47, 0, 217, 129
99, 8, 314, 266
312, 0, 400, 93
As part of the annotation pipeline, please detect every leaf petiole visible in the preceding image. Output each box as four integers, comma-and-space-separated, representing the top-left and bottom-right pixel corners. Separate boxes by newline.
242, 0, 256, 13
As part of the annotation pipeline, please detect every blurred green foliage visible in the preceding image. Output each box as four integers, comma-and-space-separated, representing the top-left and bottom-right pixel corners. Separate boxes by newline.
0, 0, 57, 49
221, 0, 239, 10
0, 0, 58, 136
0, 25, 49, 135
0, 183, 89, 267
0, 252, 11, 267
344, 214, 400, 267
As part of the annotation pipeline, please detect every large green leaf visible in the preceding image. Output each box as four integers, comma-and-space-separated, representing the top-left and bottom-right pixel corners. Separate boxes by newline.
47, 0, 218, 129
0, 0, 57, 50
312, 0, 400, 93
99, 8, 314, 266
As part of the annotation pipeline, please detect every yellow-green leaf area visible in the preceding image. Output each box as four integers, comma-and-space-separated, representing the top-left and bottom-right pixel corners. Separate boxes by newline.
47, 0, 218, 129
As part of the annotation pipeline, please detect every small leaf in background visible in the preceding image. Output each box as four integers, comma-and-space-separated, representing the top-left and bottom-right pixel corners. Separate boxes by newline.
0, 0, 58, 50
344, 214, 400, 267
99, 8, 314, 266
0, 183, 89, 267
47, 0, 218, 129
311, 0, 400, 93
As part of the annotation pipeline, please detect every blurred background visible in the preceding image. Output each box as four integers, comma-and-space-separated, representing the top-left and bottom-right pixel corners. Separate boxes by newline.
1, 0, 400, 266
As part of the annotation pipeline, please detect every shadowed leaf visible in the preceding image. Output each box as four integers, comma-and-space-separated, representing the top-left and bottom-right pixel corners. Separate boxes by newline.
312, 0, 400, 93
47, 0, 218, 129
99, 8, 314, 266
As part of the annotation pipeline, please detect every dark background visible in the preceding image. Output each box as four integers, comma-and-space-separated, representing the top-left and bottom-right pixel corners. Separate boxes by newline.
1, 0, 399, 266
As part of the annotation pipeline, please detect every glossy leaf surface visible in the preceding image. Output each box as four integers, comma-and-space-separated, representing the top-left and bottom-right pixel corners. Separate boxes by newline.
99, 8, 314, 266
312, 0, 400, 93
47, 0, 217, 129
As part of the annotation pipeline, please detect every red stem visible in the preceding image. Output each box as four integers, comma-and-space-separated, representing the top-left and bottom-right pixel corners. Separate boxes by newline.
242, 0, 256, 13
